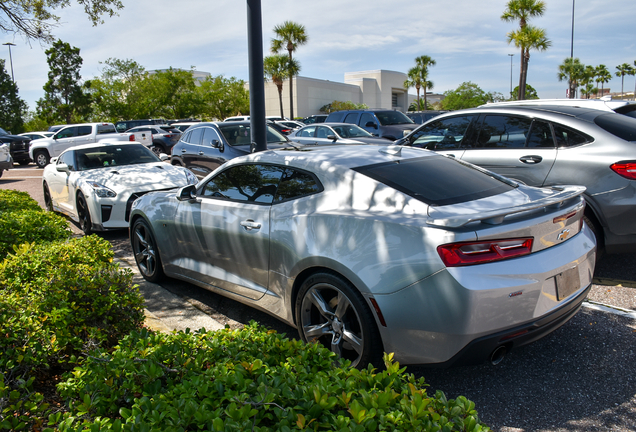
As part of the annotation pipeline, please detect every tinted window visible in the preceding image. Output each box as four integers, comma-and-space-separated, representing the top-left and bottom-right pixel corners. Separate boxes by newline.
375, 111, 413, 125
217, 124, 287, 145
77, 126, 92, 137
187, 128, 204, 145
76, 145, 159, 170
97, 124, 116, 134
353, 156, 514, 206
409, 116, 473, 150
343, 113, 359, 124
201, 127, 221, 146
359, 113, 375, 127
56, 127, 77, 139
594, 113, 636, 142
552, 123, 593, 147
274, 168, 322, 202
476, 115, 532, 149
526, 120, 554, 148
202, 164, 284, 204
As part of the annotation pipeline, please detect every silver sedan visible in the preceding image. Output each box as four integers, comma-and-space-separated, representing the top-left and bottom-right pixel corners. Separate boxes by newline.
129, 145, 596, 368
288, 122, 391, 146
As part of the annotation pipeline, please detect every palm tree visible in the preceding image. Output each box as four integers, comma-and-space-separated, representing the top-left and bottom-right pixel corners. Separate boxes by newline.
615, 63, 634, 99
501, 0, 547, 100
579, 65, 597, 99
271, 21, 308, 119
507, 25, 551, 100
557, 57, 584, 99
264, 55, 299, 119
595, 64, 611, 98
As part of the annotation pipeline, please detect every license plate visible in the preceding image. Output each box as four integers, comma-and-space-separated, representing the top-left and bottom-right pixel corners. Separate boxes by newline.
555, 267, 580, 301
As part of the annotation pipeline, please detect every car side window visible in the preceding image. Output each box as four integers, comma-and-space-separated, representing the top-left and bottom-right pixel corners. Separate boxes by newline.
274, 168, 322, 202
77, 126, 92, 137
56, 127, 77, 139
201, 127, 221, 146
201, 164, 285, 204
552, 123, 593, 148
526, 120, 555, 148
58, 150, 76, 170
187, 128, 204, 145
299, 126, 316, 137
475, 115, 532, 149
409, 116, 473, 150
359, 113, 375, 127
316, 126, 331, 139
343, 113, 358, 124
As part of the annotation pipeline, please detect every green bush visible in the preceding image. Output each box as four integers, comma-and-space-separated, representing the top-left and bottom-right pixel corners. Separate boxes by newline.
0, 189, 71, 259
55, 324, 490, 431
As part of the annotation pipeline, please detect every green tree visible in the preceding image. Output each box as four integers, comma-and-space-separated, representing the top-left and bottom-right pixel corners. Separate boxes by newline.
36, 39, 91, 124
557, 57, 585, 99
0, 0, 123, 42
579, 65, 597, 99
511, 83, 539, 100
319, 100, 368, 113
404, 55, 436, 111
0, 59, 27, 133
408, 95, 433, 111
595, 64, 612, 98
440, 82, 496, 110
615, 63, 634, 99
501, 0, 548, 100
198, 75, 250, 121
271, 21, 308, 119
146, 68, 203, 119
264, 54, 299, 120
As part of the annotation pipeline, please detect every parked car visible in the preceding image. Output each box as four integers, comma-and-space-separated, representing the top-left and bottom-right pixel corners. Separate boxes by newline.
223, 116, 250, 122
407, 110, 447, 124
30, 123, 150, 168
288, 123, 393, 145
170, 121, 291, 179
48, 125, 66, 133
18, 131, 54, 141
0, 142, 11, 177
394, 105, 636, 254
325, 109, 416, 140
126, 125, 181, 155
130, 144, 595, 368
301, 114, 328, 124
114, 119, 165, 133
42, 141, 198, 235
170, 122, 200, 132
480, 98, 636, 118
0, 127, 31, 165
276, 120, 305, 131
267, 120, 294, 135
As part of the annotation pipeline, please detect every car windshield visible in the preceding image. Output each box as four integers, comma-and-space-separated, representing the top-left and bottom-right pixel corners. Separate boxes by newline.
217, 123, 289, 146
375, 111, 414, 126
332, 124, 374, 138
353, 155, 514, 206
76, 145, 160, 171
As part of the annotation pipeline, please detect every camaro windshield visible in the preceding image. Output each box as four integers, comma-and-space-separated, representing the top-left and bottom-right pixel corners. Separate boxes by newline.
76, 145, 160, 171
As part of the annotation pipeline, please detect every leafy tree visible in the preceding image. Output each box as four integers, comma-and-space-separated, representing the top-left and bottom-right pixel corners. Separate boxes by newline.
271, 21, 308, 119
501, 0, 549, 100
440, 82, 496, 110
147, 68, 204, 119
319, 100, 368, 113
22, 111, 50, 132
404, 55, 436, 111
197, 75, 250, 121
36, 39, 91, 124
408, 97, 433, 111
595, 64, 612, 98
579, 65, 597, 99
0, 0, 124, 42
557, 57, 585, 98
511, 84, 539, 100
89, 58, 148, 121
615, 63, 635, 99
580, 83, 598, 99
264, 54, 299, 119
0, 59, 27, 133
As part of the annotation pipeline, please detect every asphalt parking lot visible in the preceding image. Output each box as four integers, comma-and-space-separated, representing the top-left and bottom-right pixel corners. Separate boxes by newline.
2, 164, 635, 431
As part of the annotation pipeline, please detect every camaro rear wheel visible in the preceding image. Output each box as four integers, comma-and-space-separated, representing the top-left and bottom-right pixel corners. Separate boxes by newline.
43, 182, 53, 212
131, 218, 164, 283
296, 272, 383, 368
76, 191, 93, 235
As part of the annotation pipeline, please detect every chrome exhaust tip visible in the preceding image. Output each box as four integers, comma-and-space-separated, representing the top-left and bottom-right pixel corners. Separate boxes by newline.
490, 346, 507, 365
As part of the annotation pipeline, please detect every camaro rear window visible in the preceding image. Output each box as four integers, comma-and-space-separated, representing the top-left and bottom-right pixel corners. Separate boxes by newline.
353, 156, 515, 206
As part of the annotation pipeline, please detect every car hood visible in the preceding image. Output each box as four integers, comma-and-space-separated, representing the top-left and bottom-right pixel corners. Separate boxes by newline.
79, 163, 192, 193
0, 133, 29, 142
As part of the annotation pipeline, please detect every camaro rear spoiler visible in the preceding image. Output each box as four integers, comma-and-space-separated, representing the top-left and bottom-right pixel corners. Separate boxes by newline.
426, 185, 586, 228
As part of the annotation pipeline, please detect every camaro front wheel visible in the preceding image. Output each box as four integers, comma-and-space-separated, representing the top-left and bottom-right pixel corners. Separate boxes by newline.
296, 272, 383, 368
131, 218, 164, 283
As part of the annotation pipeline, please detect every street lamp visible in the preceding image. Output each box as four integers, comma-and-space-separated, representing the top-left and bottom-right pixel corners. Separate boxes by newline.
3, 42, 15, 82
570, 0, 575, 59
508, 54, 514, 97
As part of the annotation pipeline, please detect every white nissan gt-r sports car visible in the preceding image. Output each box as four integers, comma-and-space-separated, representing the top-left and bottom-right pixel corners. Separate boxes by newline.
42, 141, 198, 234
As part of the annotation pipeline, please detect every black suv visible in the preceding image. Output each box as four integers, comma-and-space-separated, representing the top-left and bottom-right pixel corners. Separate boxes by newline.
0, 127, 31, 165
324, 109, 415, 140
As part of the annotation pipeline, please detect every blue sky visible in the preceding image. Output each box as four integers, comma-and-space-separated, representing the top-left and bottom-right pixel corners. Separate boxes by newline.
3, 0, 635, 111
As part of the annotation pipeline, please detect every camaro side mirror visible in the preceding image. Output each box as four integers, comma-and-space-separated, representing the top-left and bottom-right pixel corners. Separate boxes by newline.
177, 184, 198, 202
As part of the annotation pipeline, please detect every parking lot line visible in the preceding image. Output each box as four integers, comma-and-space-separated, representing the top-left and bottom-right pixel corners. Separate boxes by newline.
592, 277, 636, 289
583, 299, 636, 319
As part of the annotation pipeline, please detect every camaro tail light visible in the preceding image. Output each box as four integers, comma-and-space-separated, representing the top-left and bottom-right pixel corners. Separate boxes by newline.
437, 238, 533, 267
610, 162, 636, 180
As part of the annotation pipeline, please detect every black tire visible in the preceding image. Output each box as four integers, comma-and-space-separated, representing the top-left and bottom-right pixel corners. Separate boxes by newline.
295, 272, 383, 368
76, 191, 93, 235
131, 218, 164, 283
34, 150, 50, 168
43, 182, 54, 212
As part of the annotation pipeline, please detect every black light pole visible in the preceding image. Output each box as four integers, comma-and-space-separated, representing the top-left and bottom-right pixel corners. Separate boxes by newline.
3, 42, 15, 82
246, 0, 267, 152
508, 54, 514, 97
570, 0, 575, 59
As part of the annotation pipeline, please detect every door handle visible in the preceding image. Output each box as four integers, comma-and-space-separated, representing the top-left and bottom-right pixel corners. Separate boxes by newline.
446, 154, 456, 158
181, 148, 187, 153
240, 220, 262, 231
519, 155, 543, 164
198, 151, 205, 155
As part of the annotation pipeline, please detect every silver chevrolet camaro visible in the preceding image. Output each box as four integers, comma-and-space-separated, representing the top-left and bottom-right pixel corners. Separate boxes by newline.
129, 145, 596, 368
